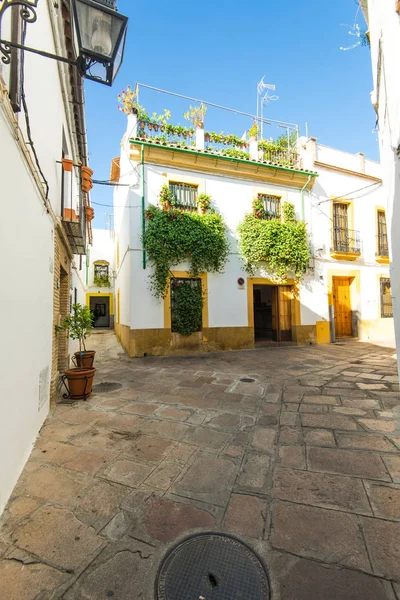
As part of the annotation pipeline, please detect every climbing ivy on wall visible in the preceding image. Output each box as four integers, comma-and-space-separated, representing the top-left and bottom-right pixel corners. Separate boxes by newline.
142, 205, 230, 298
237, 202, 310, 277
171, 279, 203, 336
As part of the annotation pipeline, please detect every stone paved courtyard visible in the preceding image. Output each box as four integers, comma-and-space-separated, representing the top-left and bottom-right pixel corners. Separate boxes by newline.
1, 332, 400, 599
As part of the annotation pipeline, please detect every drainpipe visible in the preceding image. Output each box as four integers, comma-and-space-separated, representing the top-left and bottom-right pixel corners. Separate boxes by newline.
141, 145, 146, 269
86, 246, 89, 285
300, 175, 312, 221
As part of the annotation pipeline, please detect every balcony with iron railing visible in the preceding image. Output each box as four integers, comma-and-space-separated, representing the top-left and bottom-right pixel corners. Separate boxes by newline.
376, 233, 390, 263
331, 227, 361, 260
60, 161, 90, 255
135, 120, 299, 167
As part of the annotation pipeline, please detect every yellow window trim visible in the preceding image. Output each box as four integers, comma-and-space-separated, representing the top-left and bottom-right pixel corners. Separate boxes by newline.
376, 207, 389, 262
163, 271, 209, 330
93, 260, 110, 265
330, 198, 359, 260
252, 186, 288, 221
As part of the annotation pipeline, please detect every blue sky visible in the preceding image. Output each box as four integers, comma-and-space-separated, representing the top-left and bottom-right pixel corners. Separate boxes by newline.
85, 0, 376, 226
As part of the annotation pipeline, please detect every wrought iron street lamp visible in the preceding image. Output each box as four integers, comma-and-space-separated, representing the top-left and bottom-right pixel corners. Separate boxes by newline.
0, 0, 128, 86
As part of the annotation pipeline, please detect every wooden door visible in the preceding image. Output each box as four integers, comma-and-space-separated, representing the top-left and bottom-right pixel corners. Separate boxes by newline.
333, 277, 352, 337
278, 286, 292, 341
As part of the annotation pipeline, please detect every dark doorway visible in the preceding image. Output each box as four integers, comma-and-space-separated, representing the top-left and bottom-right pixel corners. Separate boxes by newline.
253, 284, 293, 343
90, 296, 110, 328
253, 285, 278, 341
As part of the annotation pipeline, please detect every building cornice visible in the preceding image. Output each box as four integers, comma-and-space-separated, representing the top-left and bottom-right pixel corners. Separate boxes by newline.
130, 140, 318, 190
314, 160, 382, 183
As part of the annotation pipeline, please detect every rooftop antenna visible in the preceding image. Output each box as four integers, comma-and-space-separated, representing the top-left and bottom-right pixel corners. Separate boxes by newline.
257, 77, 278, 138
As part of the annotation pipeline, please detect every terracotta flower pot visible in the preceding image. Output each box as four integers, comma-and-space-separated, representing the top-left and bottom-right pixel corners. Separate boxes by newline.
153, 124, 159, 132
81, 166, 94, 179
63, 208, 79, 222
64, 368, 96, 400
85, 206, 95, 221
62, 158, 74, 172
74, 350, 95, 368
82, 180, 93, 193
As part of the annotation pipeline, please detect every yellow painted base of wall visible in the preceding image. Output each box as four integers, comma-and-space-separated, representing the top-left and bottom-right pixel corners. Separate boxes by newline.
114, 323, 332, 357
115, 326, 255, 357
358, 318, 394, 342
316, 321, 331, 345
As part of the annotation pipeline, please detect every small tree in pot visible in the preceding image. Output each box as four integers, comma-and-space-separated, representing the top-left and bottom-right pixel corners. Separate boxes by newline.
57, 304, 96, 400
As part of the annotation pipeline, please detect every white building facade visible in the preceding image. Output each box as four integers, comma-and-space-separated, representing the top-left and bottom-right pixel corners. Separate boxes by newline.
0, 1, 92, 513
362, 0, 400, 371
111, 111, 393, 357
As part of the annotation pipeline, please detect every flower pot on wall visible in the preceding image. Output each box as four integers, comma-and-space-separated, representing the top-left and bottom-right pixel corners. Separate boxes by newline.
85, 206, 95, 221
81, 166, 94, 180
62, 158, 74, 172
63, 208, 79, 222
82, 180, 93, 193
73, 350, 96, 368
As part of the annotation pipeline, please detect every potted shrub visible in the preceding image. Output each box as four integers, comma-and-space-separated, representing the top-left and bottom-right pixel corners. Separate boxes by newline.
56, 304, 96, 399
248, 121, 259, 141
184, 104, 207, 129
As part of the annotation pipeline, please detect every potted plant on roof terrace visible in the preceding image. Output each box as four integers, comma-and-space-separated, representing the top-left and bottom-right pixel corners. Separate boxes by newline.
184, 103, 207, 129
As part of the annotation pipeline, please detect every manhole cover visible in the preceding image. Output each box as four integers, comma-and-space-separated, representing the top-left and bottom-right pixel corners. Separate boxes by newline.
240, 377, 255, 383
155, 532, 270, 600
92, 382, 122, 393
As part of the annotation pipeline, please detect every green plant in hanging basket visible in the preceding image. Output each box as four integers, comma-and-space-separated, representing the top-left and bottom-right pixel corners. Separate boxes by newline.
171, 280, 203, 336
143, 202, 229, 298
159, 184, 175, 209
197, 193, 212, 213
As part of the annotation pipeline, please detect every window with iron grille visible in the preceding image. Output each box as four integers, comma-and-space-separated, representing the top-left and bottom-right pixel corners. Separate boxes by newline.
169, 183, 198, 211
380, 278, 393, 318
258, 194, 281, 219
171, 278, 202, 333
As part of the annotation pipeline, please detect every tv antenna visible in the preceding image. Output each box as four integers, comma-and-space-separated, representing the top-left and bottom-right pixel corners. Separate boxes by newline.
257, 77, 279, 138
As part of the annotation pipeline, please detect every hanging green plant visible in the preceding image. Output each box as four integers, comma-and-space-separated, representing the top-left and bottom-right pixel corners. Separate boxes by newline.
197, 193, 212, 213
171, 280, 203, 336
143, 204, 230, 298
93, 275, 111, 287
237, 202, 310, 277
159, 184, 174, 209
252, 196, 267, 219
220, 148, 250, 160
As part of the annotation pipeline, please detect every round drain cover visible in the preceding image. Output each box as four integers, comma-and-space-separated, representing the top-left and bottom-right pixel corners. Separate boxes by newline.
92, 382, 122, 393
155, 532, 270, 600
240, 377, 255, 383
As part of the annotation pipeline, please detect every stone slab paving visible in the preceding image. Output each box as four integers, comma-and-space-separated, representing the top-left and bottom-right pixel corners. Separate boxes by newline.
1, 333, 400, 599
